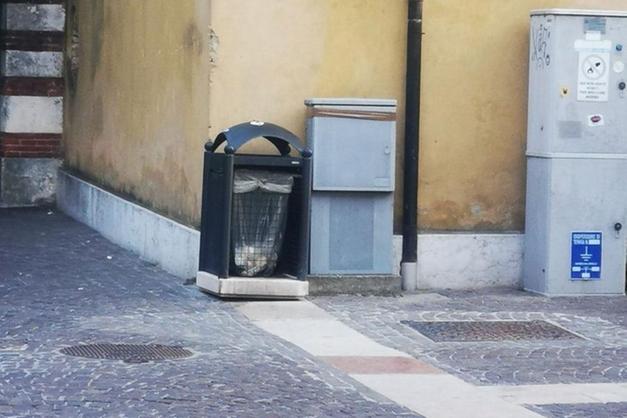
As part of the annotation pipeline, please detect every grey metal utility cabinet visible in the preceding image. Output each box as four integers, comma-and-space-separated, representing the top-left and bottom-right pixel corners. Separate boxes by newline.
305, 98, 396, 275
524, 9, 627, 295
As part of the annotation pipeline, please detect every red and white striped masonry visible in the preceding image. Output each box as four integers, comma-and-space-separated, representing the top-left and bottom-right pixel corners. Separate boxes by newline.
0, 0, 65, 158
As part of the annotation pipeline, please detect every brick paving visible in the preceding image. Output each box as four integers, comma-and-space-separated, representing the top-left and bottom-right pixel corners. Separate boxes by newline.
0, 209, 418, 417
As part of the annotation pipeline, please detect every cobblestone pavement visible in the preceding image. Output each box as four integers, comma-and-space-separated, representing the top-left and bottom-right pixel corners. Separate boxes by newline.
0, 209, 418, 417
313, 290, 627, 387
527, 402, 627, 418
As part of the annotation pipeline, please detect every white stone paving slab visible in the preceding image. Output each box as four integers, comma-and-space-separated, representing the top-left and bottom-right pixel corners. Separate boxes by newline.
480, 382, 627, 405
352, 374, 543, 418
236, 300, 331, 321
238, 300, 410, 357
250, 318, 410, 357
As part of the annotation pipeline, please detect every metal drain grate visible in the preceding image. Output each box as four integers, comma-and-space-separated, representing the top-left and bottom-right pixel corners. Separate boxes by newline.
401, 320, 582, 342
60, 343, 193, 363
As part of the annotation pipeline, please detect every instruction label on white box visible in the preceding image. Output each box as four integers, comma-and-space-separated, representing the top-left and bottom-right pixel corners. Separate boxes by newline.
578, 52, 610, 102
571, 232, 602, 281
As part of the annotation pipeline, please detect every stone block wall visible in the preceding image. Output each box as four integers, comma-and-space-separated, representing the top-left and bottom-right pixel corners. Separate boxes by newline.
0, 0, 64, 207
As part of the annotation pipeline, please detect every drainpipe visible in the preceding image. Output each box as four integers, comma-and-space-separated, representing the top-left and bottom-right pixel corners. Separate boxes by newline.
401, 0, 423, 291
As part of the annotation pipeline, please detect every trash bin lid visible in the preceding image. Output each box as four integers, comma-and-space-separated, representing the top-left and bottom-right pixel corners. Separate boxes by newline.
207, 121, 309, 157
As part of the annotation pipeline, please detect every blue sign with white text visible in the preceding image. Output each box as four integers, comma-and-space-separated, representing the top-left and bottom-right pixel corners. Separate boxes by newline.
571, 232, 602, 281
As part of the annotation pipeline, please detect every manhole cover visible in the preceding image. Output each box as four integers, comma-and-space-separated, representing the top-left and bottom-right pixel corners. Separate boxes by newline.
60, 343, 193, 363
401, 320, 582, 342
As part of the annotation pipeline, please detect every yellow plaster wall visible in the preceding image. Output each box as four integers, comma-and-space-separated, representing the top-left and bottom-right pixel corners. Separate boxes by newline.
63, 0, 211, 225
420, 0, 627, 231
64, 0, 407, 227
208, 0, 406, 139
207, 0, 408, 225
64, 0, 627, 231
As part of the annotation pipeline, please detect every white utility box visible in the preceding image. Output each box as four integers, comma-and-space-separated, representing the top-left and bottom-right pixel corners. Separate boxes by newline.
524, 9, 627, 295
305, 98, 396, 275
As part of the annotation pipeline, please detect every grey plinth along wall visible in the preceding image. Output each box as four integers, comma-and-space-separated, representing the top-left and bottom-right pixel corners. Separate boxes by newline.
0, 1, 65, 207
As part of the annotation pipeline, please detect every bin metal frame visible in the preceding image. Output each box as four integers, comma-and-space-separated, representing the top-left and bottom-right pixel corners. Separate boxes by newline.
197, 121, 312, 299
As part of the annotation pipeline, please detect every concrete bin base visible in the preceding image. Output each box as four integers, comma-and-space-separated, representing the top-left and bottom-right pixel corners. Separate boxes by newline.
196, 271, 309, 299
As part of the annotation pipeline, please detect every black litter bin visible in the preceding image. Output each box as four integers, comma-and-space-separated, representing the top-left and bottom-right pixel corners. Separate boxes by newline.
198, 121, 312, 281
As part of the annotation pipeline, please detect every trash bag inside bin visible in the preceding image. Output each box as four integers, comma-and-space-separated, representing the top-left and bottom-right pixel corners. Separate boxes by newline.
231, 169, 294, 277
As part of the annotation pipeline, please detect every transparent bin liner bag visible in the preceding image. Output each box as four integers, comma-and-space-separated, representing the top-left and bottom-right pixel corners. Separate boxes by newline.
231, 170, 294, 277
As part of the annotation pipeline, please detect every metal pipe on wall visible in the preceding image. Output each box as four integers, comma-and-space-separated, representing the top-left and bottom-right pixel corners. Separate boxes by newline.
401, 0, 423, 291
